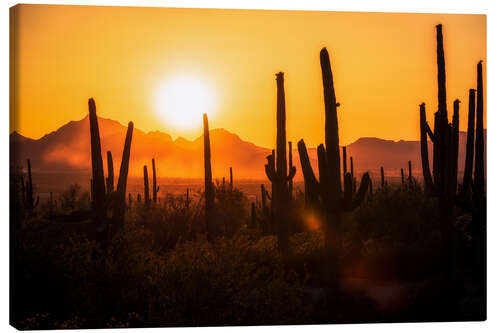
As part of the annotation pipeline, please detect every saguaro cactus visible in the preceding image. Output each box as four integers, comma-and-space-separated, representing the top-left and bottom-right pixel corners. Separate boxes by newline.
408, 160, 413, 183
22, 159, 39, 215
380, 167, 385, 187
264, 72, 296, 253
152, 158, 159, 203
143, 165, 150, 204
203, 113, 216, 240
229, 167, 233, 187
296, 48, 371, 299
89, 98, 106, 217
106, 151, 114, 194
418, 25, 485, 291
88, 98, 134, 239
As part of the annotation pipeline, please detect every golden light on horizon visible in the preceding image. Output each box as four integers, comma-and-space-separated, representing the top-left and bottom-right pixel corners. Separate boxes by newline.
10, 5, 486, 147
155, 76, 217, 130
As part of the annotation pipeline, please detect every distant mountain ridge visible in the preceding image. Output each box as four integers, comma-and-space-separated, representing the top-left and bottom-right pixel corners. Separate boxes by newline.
10, 116, 486, 180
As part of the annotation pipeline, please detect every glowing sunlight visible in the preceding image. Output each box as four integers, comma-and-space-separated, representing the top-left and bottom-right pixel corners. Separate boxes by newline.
155, 76, 216, 129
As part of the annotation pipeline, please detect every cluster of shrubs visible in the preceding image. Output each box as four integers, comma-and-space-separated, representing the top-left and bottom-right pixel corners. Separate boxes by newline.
11, 175, 478, 329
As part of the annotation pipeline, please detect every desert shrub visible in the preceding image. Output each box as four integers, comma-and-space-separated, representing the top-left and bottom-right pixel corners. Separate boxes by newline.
349, 183, 443, 280
213, 180, 248, 237
59, 184, 90, 211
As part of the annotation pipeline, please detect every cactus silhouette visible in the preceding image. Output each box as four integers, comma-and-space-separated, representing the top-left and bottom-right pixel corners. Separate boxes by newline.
296, 48, 371, 300
408, 160, 413, 184
474, 61, 485, 200
143, 165, 150, 204
380, 166, 385, 187
21, 159, 39, 216
152, 158, 159, 203
88, 98, 134, 238
419, 25, 486, 294
203, 113, 216, 240
89, 98, 106, 218
229, 167, 233, 187
264, 72, 296, 254
106, 151, 114, 194
458, 89, 476, 201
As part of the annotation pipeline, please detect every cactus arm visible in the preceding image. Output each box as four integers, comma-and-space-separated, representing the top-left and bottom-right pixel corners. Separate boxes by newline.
401, 168, 405, 184
107, 151, 114, 193
420, 103, 435, 193
265, 188, 271, 201
265, 154, 277, 182
297, 140, 320, 208
116, 122, 134, 200
450, 99, 460, 194
459, 89, 476, 199
425, 123, 435, 142
297, 140, 319, 187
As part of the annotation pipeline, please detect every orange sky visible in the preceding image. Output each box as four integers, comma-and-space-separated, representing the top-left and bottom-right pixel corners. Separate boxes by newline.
10, 4, 486, 148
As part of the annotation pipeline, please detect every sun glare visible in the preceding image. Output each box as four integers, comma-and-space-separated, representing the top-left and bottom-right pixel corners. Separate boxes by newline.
156, 76, 216, 129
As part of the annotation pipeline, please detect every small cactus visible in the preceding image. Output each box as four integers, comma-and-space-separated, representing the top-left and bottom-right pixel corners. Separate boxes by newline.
380, 166, 385, 187
22, 159, 39, 216
143, 165, 150, 204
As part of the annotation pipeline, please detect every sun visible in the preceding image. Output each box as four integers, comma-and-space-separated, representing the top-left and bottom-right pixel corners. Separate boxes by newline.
155, 76, 216, 129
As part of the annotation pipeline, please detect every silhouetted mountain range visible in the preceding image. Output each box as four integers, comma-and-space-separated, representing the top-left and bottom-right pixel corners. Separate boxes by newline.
10, 116, 486, 180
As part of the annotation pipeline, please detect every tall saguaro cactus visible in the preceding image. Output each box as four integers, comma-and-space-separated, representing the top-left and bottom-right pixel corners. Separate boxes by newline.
87, 98, 134, 240
203, 113, 216, 240
143, 165, 150, 204
89, 98, 106, 217
419, 25, 486, 293
296, 48, 371, 300
264, 72, 296, 253
152, 158, 159, 203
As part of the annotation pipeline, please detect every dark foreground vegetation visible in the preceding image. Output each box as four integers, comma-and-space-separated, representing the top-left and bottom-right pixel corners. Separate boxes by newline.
10, 24, 485, 329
